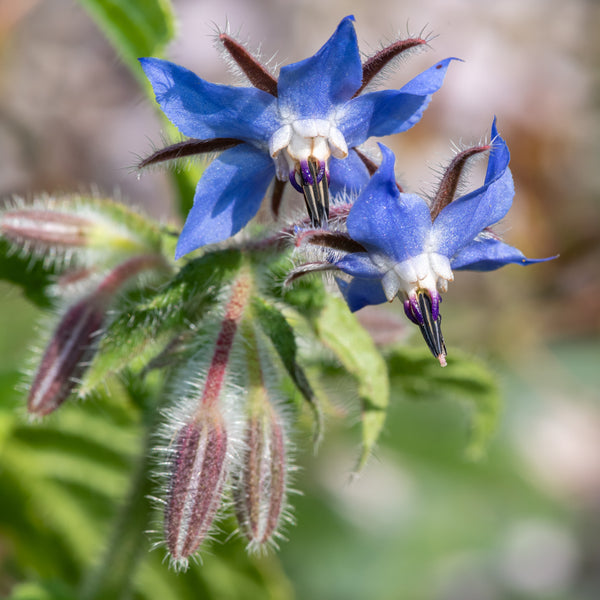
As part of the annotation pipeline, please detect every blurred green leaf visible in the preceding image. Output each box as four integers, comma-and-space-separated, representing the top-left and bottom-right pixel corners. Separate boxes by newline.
7, 580, 78, 600
312, 295, 389, 471
387, 345, 501, 459
0, 239, 54, 308
77, 0, 176, 88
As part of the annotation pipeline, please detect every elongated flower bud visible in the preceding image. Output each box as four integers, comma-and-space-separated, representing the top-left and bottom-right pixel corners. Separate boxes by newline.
164, 410, 229, 566
28, 254, 165, 416
0, 209, 94, 248
1, 196, 163, 268
233, 405, 288, 551
157, 272, 253, 567
28, 294, 106, 416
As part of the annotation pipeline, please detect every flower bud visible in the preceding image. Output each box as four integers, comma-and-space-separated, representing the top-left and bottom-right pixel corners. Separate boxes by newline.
28, 294, 106, 416
1, 197, 162, 267
0, 209, 94, 248
28, 254, 166, 416
233, 405, 288, 551
164, 410, 229, 566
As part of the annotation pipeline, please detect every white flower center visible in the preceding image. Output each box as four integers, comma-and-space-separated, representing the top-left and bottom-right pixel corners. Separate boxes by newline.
376, 252, 454, 302
269, 119, 348, 180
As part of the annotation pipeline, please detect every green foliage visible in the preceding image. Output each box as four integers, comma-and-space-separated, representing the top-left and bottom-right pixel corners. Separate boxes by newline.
76, 0, 176, 88
386, 345, 500, 459
311, 295, 390, 471
0, 239, 54, 308
0, 371, 293, 600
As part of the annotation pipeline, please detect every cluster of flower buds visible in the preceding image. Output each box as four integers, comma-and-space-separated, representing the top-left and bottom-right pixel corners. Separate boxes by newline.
0, 196, 169, 416
156, 275, 292, 567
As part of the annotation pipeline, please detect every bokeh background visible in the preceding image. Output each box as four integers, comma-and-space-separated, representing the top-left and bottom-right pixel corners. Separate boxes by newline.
1, 0, 599, 598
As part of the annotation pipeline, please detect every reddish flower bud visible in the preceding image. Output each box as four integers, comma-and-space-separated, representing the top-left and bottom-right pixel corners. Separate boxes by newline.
28, 254, 166, 416
0, 209, 94, 249
28, 294, 106, 416
164, 410, 229, 566
233, 405, 288, 550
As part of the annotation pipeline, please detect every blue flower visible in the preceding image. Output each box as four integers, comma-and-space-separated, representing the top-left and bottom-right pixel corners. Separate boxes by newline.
139, 16, 454, 258
293, 119, 555, 365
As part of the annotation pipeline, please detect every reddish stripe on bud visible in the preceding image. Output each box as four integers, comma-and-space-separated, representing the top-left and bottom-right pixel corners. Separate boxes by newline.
165, 412, 229, 562
234, 409, 287, 547
0, 210, 93, 247
200, 275, 251, 409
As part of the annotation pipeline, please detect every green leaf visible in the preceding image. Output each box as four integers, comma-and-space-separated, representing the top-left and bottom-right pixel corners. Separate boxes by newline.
251, 297, 323, 442
77, 0, 176, 88
312, 295, 389, 471
386, 346, 501, 460
8, 580, 78, 600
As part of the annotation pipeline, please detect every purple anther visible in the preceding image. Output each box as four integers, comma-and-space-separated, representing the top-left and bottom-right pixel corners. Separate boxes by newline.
429, 291, 440, 322
300, 160, 314, 186
289, 169, 303, 193
407, 295, 424, 325
315, 161, 326, 184
403, 299, 419, 325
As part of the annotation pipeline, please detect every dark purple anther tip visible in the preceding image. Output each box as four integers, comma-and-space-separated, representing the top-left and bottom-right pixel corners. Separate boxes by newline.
430, 291, 440, 322
300, 160, 314, 186
403, 299, 419, 325
316, 161, 326, 184
289, 169, 303, 193
408, 295, 424, 325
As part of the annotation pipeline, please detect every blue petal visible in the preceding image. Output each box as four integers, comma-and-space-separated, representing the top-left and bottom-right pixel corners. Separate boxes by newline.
346, 145, 431, 263
329, 151, 370, 197
277, 16, 362, 119
339, 58, 456, 147
432, 120, 515, 258
175, 145, 275, 257
336, 277, 388, 312
336, 253, 383, 278
139, 57, 279, 144
451, 236, 557, 271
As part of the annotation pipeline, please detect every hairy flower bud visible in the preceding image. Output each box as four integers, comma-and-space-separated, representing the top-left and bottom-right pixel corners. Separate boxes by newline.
164, 410, 229, 567
28, 254, 166, 416
0, 209, 94, 249
0, 196, 163, 268
233, 405, 288, 551
28, 294, 106, 416
156, 272, 253, 566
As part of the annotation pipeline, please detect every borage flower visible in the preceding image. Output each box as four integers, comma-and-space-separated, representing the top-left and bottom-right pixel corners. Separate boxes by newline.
288, 119, 555, 365
139, 16, 454, 257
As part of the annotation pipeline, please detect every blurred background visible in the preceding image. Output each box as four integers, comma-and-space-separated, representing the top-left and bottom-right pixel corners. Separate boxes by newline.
0, 0, 599, 598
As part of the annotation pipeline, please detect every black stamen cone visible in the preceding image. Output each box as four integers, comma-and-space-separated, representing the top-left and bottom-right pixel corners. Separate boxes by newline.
417, 291, 447, 363
301, 159, 330, 228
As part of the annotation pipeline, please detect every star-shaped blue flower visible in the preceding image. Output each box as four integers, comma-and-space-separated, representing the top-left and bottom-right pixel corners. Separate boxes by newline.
139, 16, 454, 258
304, 119, 554, 364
